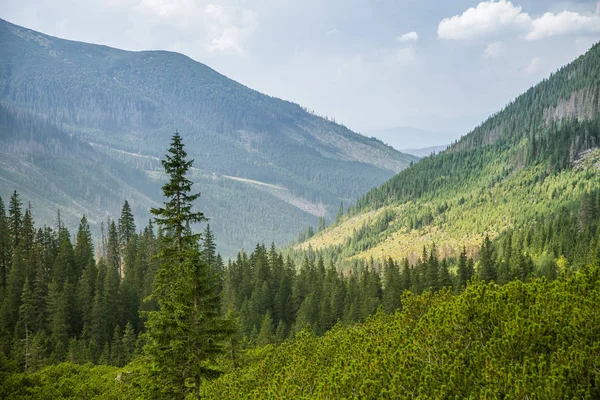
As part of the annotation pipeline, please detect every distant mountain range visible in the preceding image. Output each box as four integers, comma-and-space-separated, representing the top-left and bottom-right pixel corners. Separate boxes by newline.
0, 18, 417, 255
368, 126, 456, 150
400, 145, 448, 158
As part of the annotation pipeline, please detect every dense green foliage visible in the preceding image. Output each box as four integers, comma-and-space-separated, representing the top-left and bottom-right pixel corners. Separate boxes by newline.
204, 266, 600, 399
0, 190, 163, 371
0, 18, 416, 256
4, 265, 599, 399
220, 188, 599, 344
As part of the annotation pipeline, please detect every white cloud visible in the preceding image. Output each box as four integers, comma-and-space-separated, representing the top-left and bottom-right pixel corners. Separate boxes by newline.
439, 1, 600, 42
438, 1, 531, 40
136, 0, 257, 55
524, 56, 542, 74
527, 11, 600, 40
484, 41, 505, 58
397, 31, 419, 43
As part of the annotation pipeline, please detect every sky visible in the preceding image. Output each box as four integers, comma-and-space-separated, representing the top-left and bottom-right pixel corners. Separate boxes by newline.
2, 0, 600, 147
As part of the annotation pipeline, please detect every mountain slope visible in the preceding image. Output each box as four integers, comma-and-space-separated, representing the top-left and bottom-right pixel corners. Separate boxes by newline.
298, 42, 600, 264
0, 18, 417, 255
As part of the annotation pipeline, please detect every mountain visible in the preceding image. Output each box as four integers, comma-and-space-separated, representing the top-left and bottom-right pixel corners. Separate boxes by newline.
368, 126, 455, 150
401, 145, 448, 158
0, 18, 417, 255
297, 41, 600, 265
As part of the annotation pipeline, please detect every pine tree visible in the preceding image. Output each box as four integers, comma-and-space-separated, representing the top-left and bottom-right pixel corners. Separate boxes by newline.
145, 132, 234, 399
0, 196, 9, 292
103, 249, 121, 342
90, 260, 107, 355
15, 278, 35, 341
74, 216, 95, 278
118, 200, 136, 245
121, 321, 136, 365
202, 224, 217, 274
426, 244, 440, 291
382, 258, 401, 313
400, 259, 411, 293
20, 206, 35, 254
110, 325, 124, 366
456, 247, 471, 289
53, 225, 75, 286
275, 319, 286, 344
479, 235, 497, 283
47, 280, 69, 363
107, 220, 121, 278
8, 190, 22, 249
32, 246, 50, 332
257, 311, 274, 346
0, 246, 26, 333
439, 259, 453, 289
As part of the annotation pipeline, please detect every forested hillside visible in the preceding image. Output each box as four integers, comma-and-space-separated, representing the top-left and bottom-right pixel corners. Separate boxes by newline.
1, 129, 599, 399
0, 18, 416, 255
297, 41, 600, 265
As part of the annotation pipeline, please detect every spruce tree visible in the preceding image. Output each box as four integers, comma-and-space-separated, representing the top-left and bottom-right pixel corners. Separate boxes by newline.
202, 224, 217, 274
0, 246, 26, 333
15, 278, 35, 340
479, 235, 497, 283
8, 190, 22, 249
144, 132, 234, 399
53, 226, 75, 286
257, 311, 274, 346
47, 280, 69, 363
0, 196, 9, 292
400, 259, 411, 293
439, 259, 453, 289
15, 278, 36, 372
32, 246, 50, 332
456, 247, 471, 289
382, 258, 401, 313
121, 321, 136, 364
110, 325, 124, 366
20, 206, 35, 254
74, 216, 95, 277
118, 200, 136, 245
107, 220, 121, 278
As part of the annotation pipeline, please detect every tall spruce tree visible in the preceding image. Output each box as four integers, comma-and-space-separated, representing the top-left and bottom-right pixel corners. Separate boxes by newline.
456, 247, 471, 289
382, 258, 401, 313
145, 132, 234, 399
0, 196, 9, 293
202, 224, 217, 272
8, 190, 22, 249
479, 235, 497, 283
119, 200, 136, 245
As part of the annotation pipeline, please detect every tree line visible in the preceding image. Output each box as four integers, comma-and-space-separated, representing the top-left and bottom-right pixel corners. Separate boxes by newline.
1, 132, 599, 399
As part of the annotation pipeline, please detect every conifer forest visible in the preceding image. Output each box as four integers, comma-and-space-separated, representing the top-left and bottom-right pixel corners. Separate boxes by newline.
1, 7, 600, 400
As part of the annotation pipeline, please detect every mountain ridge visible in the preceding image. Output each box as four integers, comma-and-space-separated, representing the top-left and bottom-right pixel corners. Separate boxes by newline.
0, 18, 417, 255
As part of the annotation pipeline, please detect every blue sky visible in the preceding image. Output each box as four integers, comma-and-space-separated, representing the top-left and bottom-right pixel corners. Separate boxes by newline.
2, 0, 600, 147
